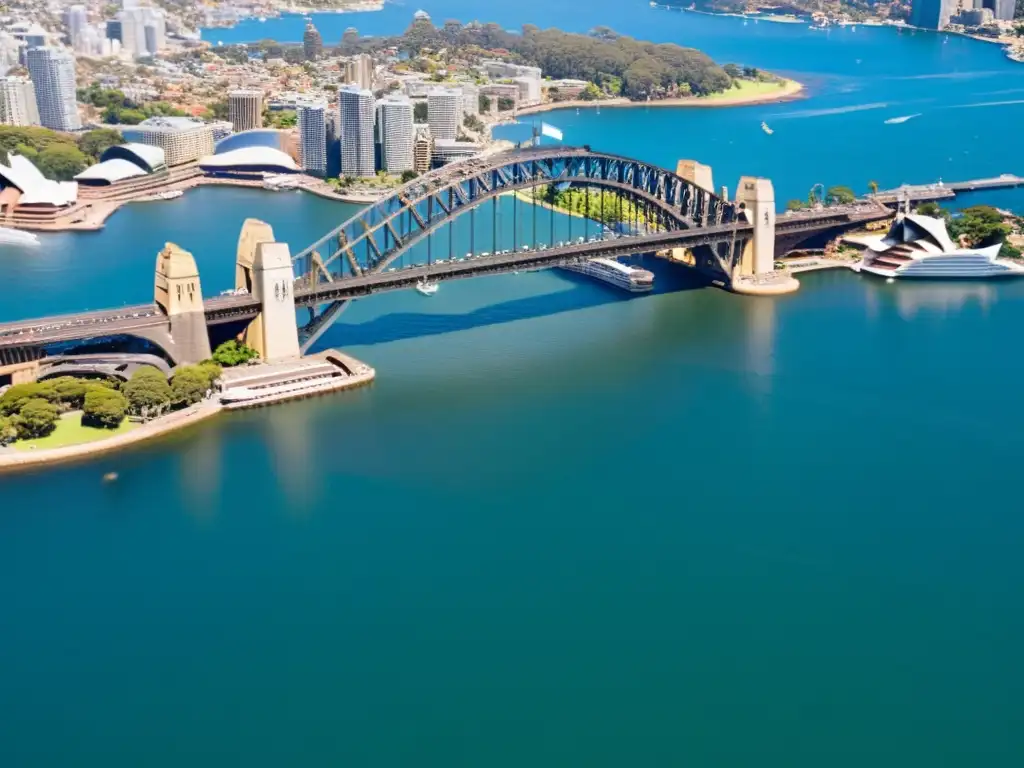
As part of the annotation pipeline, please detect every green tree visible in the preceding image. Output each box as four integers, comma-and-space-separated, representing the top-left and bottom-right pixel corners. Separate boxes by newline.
16, 398, 59, 439
82, 387, 129, 429
463, 114, 484, 132
949, 205, 1009, 246
0, 414, 17, 445
479, 94, 492, 112
208, 98, 229, 120
915, 201, 945, 218
826, 185, 856, 205
34, 144, 90, 180
401, 169, 419, 182
579, 83, 603, 101
211, 340, 259, 367
723, 63, 741, 79
171, 366, 214, 406
497, 96, 515, 111
413, 101, 428, 121
49, 377, 90, 410
123, 366, 172, 416
0, 381, 59, 415
78, 128, 123, 161
786, 199, 806, 211
868, 180, 879, 195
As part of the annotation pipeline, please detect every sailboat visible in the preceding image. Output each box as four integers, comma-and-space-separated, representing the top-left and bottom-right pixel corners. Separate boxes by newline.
761, 121, 774, 135
416, 278, 439, 296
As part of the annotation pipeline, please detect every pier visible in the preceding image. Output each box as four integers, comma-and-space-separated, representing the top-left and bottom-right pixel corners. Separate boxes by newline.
872, 174, 1024, 205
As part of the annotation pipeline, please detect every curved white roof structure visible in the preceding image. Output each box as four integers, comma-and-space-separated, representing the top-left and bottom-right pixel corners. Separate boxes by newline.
101, 143, 166, 171
199, 147, 298, 172
0, 154, 77, 206
75, 159, 149, 184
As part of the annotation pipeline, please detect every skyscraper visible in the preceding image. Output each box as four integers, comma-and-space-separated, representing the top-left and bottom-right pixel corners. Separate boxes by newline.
65, 5, 88, 51
427, 88, 461, 141
461, 84, 480, 117
228, 89, 263, 132
910, 0, 959, 29
375, 96, 414, 173
26, 47, 80, 131
303, 22, 323, 61
342, 54, 374, 90
339, 86, 375, 178
297, 101, 328, 176
117, 7, 164, 58
982, 0, 1015, 20
0, 76, 40, 126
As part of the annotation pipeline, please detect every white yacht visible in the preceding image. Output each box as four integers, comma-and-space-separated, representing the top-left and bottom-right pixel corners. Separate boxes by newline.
562, 257, 654, 292
0, 226, 40, 247
415, 279, 439, 296
853, 214, 1024, 280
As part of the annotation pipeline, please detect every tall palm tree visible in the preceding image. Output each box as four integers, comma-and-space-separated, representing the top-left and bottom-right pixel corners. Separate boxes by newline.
868, 180, 879, 195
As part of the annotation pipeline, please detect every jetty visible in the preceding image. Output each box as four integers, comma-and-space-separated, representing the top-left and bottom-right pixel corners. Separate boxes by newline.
872, 174, 1024, 205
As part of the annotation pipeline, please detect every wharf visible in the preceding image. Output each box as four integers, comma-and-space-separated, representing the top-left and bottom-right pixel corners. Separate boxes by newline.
872, 174, 1024, 205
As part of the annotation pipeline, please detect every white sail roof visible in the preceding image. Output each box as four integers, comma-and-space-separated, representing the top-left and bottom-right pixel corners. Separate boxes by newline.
0, 153, 77, 206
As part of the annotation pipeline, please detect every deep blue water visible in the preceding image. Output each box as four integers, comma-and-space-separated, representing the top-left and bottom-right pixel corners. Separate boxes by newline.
2, 4, 1024, 766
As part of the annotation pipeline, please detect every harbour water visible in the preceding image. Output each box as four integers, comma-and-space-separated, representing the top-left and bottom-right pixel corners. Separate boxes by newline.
3, 4, 1024, 766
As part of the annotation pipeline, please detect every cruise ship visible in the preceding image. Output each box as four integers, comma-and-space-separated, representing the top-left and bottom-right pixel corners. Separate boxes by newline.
853, 214, 1024, 280
562, 257, 654, 292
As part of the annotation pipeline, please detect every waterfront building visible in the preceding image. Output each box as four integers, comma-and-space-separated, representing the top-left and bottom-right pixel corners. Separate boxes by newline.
413, 127, 433, 174
75, 143, 166, 186
65, 5, 88, 51
427, 88, 461, 141
339, 86, 375, 178
432, 139, 480, 167
854, 214, 1024, 279
229, 89, 263, 132
513, 76, 542, 106
461, 83, 480, 117
0, 76, 40, 127
342, 54, 374, 91
25, 47, 80, 131
199, 147, 298, 176
481, 82, 520, 106
296, 100, 328, 176
303, 21, 323, 61
375, 95, 414, 173
126, 117, 214, 166
910, 0, 959, 29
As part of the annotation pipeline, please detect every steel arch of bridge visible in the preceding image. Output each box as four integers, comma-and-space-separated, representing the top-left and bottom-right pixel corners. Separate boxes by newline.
292, 146, 738, 282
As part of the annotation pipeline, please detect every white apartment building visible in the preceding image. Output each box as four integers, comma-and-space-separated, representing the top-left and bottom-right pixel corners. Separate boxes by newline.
128, 117, 214, 166
427, 88, 461, 141
25, 47, 80, 131
375, 96, 414, 173
460, 83, 479, 117
297, 100, 328, 176
118, 7, 165, 58
339, 86, 375, 178
0, 76, 39, 126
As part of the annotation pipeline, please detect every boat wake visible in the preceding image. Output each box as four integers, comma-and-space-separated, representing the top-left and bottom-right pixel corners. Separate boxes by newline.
773, 102, 888, 120
884, 113, 920, 124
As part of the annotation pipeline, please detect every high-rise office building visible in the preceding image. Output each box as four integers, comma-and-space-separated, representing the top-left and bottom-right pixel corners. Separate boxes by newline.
981, 0, 1015, 20
303, 21, 323, 61
375, 96, 414, 173
65, 5, 88, 51
25, 47, 80, 131
297, 100, 328, 176
427, 88, 461, 141
228, 89, 263, 132
342, 54, 374, 90
461, 84, 479, 117
339, 86, 375, 178
117, 7, 164, 58
0, 76, 40, 126
413, 127, 433, 174
910, 0, 959, 29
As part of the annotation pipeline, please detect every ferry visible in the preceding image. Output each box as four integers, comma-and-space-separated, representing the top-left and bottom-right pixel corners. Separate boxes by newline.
761, 121, 774, 135
137, 189, 183, 202
415, 279, 439, 296
852, 214, 1024, 280
0, 226, 40, 247
262, 174, 302, 191
562, 257, 654, 292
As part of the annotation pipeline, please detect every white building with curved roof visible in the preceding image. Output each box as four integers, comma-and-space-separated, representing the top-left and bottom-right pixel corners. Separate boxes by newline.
198, 146, 299, 174
854, 213, 1024, 279
0, 153, 76, 206
74, 143, 168, 186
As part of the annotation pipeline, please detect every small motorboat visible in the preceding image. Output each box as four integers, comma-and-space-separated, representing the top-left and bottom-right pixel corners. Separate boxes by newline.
415, 279, 439, 296
761, 121, 774, 135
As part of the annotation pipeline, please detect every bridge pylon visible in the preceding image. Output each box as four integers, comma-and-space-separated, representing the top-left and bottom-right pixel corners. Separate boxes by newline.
235, 220, 300, 362
733, 176, 776, 278
154, 242, 212, 364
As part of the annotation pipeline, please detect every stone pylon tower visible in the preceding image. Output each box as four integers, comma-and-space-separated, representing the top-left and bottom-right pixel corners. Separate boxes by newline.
235, 219, 301, 361
153, 242, 211, 363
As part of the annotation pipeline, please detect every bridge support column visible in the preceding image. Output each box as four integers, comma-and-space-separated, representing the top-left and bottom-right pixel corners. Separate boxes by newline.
733, 176, 776, 277
154, 243, 211, 364
235, 219, 300, 362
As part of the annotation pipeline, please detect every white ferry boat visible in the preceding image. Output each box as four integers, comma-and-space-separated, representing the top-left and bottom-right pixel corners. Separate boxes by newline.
562, 257, 654, 292
137, 189, 183, 202
853, 214, 1024, 280
415, 279, 439, 296
262, 174, 302, 191
0, 226, 40, 247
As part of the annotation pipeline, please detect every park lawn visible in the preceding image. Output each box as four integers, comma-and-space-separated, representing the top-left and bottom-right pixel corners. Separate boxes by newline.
699, 78, 794, 102
14, 412, 136, 451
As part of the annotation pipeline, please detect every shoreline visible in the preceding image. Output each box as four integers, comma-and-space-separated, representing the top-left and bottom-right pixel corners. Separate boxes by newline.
514, 78, 805, 117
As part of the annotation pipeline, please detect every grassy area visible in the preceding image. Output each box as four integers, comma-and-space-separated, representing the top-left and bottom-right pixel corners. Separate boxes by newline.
14, 412, 135, 451
700, 78, 794, 102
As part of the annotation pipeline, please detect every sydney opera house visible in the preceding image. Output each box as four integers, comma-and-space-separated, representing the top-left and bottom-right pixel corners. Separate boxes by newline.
198, 129, 299, 178
74, 143, 168, 186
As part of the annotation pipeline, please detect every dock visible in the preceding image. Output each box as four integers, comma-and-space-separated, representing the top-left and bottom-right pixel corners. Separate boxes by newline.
872, 174, 1024, 205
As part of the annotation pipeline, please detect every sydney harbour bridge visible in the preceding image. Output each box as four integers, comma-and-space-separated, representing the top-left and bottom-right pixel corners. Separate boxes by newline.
0, 145, 891, 380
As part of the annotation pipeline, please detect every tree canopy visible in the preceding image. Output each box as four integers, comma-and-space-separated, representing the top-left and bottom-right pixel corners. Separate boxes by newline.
16, 398, 59, 439
211, 340, 259, 367
82, 387, 129, 429
123, 366, 173, 415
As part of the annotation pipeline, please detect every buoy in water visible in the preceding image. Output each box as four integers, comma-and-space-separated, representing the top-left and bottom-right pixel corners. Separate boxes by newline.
103, 472, 119, 483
